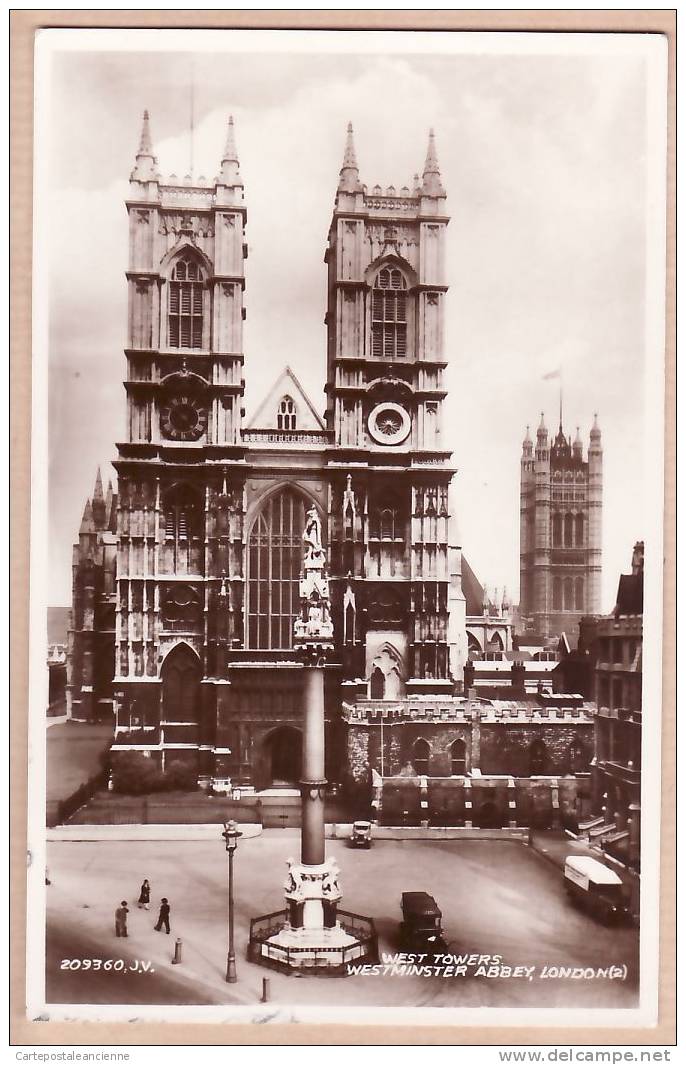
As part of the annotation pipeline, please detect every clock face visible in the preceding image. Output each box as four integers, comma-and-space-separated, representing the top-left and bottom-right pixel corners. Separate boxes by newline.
160, 393, 208, 441
368, 402, 411, 445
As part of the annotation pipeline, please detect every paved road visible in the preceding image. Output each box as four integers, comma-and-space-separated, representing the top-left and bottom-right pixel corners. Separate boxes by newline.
45, 834, 639, 1009
46, 924, 225, 1006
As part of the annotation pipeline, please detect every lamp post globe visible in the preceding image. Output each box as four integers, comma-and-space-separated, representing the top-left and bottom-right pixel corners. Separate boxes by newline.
222, 820, 242, 983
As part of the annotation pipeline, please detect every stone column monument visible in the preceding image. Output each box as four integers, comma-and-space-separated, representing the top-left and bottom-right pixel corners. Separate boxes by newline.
250, 505, 370, 970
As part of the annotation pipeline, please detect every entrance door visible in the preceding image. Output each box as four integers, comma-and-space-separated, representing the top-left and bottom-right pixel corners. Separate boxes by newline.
266, 726, 302, 785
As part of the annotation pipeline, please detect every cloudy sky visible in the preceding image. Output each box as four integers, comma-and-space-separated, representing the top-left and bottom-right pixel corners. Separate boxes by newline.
38, 29, 665, 609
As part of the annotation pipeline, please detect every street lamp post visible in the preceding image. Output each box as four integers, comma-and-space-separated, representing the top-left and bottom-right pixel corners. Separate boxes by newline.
222, 819, 242, 983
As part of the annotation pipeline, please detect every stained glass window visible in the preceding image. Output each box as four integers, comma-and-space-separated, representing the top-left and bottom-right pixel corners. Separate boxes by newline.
247, 489, 308, 649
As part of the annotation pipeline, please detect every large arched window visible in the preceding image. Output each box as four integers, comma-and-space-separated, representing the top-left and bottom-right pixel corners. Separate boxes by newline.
277, 396, 297, 430
412, 738, 430, 776
370, 667, 385, 700
553, 576, 563, 611
575, 577, 584, 611
564, 512, 574, 547
168, 256, 205, 349
161, 644, 200, 723
529, 739, 547, 776
552, 512, 563, 547
451, 739, 467, 776
371, 268, 407, 358
369, 491, 404, 540
247, 489, 308, 649
575, 513, 584, 546
563, 578, 574, 611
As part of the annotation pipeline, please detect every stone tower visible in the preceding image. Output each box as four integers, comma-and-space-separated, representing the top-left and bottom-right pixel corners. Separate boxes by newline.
324, 124, 466, 700
67, 470, 118, 720
520, 411, 603, 640
110, 112, 249, 775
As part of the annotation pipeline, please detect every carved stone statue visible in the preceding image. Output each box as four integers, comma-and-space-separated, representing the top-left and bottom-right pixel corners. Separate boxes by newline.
303, 504, 325, 563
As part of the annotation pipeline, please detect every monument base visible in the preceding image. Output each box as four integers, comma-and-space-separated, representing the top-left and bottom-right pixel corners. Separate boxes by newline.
248, 858, 378, 976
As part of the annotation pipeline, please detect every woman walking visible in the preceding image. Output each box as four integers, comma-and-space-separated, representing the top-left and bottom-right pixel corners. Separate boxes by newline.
137, 878, 151, 910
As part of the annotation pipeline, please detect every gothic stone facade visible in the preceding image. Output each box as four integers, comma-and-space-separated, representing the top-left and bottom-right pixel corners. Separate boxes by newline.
68, 115, 593, 808
519, 415, 603, 642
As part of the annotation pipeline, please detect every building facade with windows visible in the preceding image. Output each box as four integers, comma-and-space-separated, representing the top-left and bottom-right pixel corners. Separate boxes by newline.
67, 115, 595, 817
588, 542, 643, 867
519, 414, 603, 642
68, 115, 469, 793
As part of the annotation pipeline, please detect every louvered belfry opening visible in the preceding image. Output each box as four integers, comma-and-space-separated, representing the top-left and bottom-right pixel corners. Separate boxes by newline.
168, 256, 204, 349
371, 267, 407, 358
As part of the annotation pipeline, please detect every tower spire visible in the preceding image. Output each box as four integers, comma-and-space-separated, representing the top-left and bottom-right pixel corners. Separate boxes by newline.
338, 122, 362, 193
421, 128, 445, 197
131, 109, 159, 182
218, 115, 243, 187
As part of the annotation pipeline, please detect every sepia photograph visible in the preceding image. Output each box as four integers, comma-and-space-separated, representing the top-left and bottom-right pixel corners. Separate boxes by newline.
24, 23, 668, 1032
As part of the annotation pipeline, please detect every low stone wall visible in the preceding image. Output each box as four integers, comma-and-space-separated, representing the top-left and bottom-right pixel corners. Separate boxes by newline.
327, 824, 530, 842
47, 823, 264, 842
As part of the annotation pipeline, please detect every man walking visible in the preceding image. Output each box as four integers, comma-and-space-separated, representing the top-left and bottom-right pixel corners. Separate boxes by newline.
154, 897, 171, 934
115, 900, 129, 938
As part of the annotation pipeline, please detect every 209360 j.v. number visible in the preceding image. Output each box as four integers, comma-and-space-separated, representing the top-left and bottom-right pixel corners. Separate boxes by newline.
59, 958, 155, 973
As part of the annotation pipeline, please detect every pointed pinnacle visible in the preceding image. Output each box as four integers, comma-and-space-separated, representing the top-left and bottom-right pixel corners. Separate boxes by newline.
423, 128, 440, 175
80, 499, 95, 534
222, 115, 239, 163
137, 110, 154, 156
421, 127, 445, 197
218, 114, 243, 187
93, 467, 104, 502
342, 122, 358, 170
338, 121, 361, 193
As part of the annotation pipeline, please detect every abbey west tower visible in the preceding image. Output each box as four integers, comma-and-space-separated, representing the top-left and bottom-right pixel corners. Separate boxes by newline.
111, 112, 249, 781
519, 413, 602, 641
325, 125, 465, 704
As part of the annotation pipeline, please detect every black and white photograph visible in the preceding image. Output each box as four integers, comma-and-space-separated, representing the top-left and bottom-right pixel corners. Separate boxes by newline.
25, 24, 668, 1031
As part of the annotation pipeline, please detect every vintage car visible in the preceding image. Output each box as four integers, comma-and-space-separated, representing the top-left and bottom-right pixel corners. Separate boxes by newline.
563, 855, 629, 923
399, 891, 449, 955
349, 820, 373, 848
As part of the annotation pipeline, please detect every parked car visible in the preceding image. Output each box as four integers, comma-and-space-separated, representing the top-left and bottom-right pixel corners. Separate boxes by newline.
563, 855, 629, 923
350, 820, 372, 848
399, 891, 449, 955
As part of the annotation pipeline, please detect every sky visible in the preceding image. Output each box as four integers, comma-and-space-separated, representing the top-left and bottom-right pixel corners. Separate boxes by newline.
40, 30, 663, 609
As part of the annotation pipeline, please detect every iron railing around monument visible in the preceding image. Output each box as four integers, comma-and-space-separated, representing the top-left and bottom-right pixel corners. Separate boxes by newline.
248, 908, 378, 976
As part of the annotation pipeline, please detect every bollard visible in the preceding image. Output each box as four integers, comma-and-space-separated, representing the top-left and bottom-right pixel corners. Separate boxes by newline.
261, 977, 270, 1003
172, 938, 183, 965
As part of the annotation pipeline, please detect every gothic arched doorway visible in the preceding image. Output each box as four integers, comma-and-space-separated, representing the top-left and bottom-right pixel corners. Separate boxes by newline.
264, 726, 302, 786
161, 644, 200, 723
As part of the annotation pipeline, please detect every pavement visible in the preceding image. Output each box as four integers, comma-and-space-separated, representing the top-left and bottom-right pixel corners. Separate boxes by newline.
45, 833, 639, 1010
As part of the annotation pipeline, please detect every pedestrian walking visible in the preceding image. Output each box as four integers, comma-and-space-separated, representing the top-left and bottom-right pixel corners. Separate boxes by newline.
154, 897, 171, 934
137, 878, 151, 910
115, 900, 129, 938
